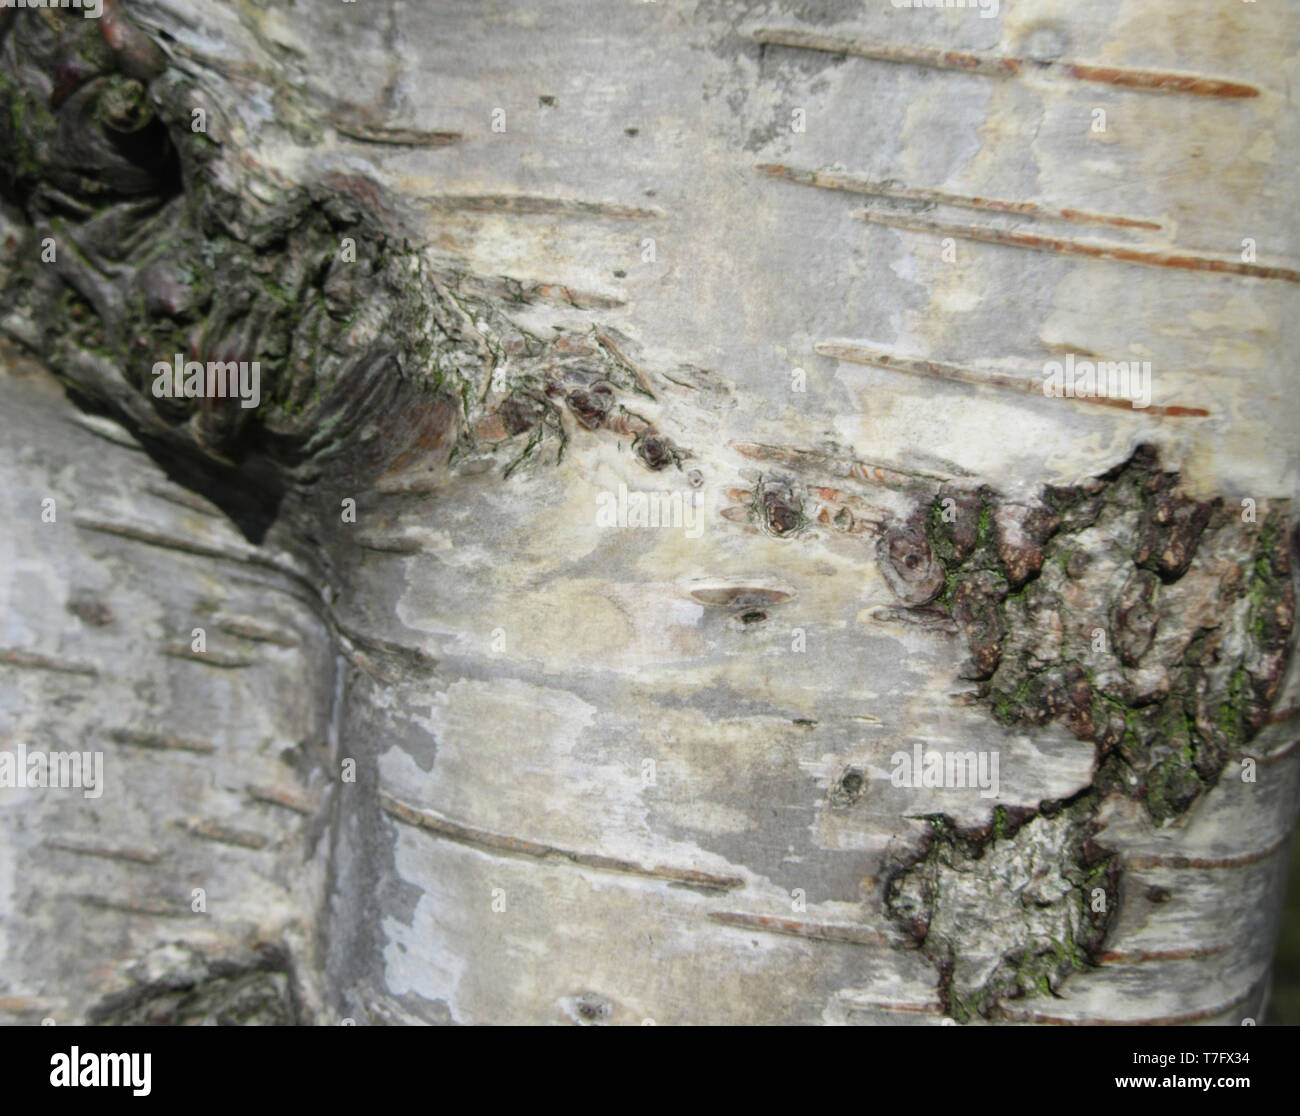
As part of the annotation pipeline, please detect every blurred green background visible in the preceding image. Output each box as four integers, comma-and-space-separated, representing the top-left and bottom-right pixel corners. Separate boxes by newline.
1267, 828, 1300, 1025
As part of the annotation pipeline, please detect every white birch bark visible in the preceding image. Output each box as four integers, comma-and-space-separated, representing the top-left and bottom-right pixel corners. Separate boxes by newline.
0, 0, 1297, 1025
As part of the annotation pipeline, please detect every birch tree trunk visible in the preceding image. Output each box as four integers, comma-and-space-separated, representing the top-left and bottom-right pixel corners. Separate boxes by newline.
1, 0, 1297, 1026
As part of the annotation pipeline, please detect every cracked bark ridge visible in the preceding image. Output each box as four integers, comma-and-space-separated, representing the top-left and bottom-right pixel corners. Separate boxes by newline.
885, 794, 1117, 1024
905, 444, 1294, 825
0, 3, 686, 536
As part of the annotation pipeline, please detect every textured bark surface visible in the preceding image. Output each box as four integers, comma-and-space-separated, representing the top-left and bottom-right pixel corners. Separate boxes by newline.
1, 0, 1298, 1025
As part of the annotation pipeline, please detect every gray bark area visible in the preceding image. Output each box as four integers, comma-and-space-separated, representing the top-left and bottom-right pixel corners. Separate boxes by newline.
1, 0, 1298, 1025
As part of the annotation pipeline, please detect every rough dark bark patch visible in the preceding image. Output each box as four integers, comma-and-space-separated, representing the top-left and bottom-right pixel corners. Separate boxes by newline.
881, 446, 1293, 1021
885, 792, 1117, 1024
904, 445, 1294, 824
